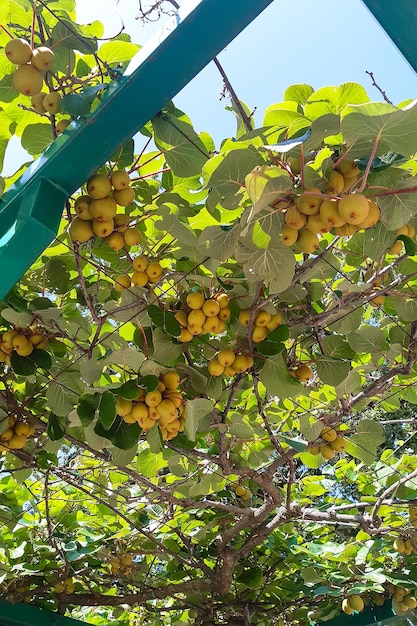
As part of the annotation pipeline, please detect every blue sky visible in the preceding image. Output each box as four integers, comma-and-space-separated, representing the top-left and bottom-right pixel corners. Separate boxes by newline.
75, 0, 417, 143
4, 0, 417, 172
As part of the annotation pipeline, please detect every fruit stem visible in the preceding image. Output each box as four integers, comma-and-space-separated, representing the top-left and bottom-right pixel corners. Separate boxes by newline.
0, 24, 15, 39
356, 133, 381, 194
31, 0, 36, 49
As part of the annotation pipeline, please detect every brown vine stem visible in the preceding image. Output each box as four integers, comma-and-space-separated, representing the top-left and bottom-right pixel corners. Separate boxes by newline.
365, 70, 393, 105
213, 57, 253, 134
371, 466, 417, 526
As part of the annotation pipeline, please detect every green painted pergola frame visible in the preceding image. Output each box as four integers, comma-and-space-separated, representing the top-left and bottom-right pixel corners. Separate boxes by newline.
0, 0, 274, 299
0, 600, 85, 626
1, 0, 417, 624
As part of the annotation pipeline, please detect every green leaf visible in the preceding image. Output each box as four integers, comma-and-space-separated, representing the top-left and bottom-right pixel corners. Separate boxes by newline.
348, 325, 389, 355
98, 40, 140, 64
155, 207, 198, 247
46, 373, 82, 417
61, 84, 107, 117
51, 20, 98, 54
118, 380, 140, 400
284, 84, 314, 105
95, 418, 141, 450
29, 349, 52, 370
136, 448, 163, 478
147, 423, 163, 453
363, 221, 395, 261
321, 336, 355, 359
342, 98, 417, 158
392, 296, 417, 323
378, 180, 417, 229
98, 391, 117, 430
280, 435, 307, 452
153, 113, 208, 177
138, 375, 159, 392
184, 399, 213, 442
148, 305, 181, 337
236, 237, 296, 294
10, 352, 36, 376
77, 394, 99, 427
198, 224, 241, 261
245, 165, 292, 213
315, 358, 351, 386
397, 234, 417, 255
21, 123, 53, 156
152, 328, 184, 365
344, 419, 385, 465
47, 413, 65, 441
236, 565, 263, 589
259, 354, 303, 398
45, 258, 70, 293
202, 146, 264, 196
304, 82, 370, 119
257, 325, 289, 357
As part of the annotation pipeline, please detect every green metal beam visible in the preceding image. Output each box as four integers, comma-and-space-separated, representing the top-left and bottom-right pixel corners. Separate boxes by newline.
0, 0, 274, 299
0, 600, 87, 626
361, 0, 417, 74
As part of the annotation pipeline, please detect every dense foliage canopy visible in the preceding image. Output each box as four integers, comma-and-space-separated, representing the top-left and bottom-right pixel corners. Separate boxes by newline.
1, 1, 417, 625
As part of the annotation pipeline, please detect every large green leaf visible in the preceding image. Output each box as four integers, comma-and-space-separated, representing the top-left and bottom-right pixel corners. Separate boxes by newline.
259, 353, 304, 398
184, 399, 213, 442
153, 113, 209, 177
341, 99, 417, 158
21, 123, 53, 156
344, 420, 385, 465
202, 147, 264, 197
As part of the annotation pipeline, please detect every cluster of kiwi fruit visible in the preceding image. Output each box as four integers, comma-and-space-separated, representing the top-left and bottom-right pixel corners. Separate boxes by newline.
115, 371, 186, 441
6, 37, 53, 97
393, 504, 417, 553
238, 307, 282, 343
174, 291, 231, 343
341, 594, 365, 615
69, 171, 139, 248
281, 158, 416, 255
310, 424, 347, 459
208, 349, 254, 378
0, 328, 48, 365
114, 256, 164, 294
109, 554, 133, 576
0, 415, 36, 451
6, 38, 70, 133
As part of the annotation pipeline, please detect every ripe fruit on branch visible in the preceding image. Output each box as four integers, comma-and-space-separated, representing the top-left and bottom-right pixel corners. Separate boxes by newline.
87, 174, 112, 200
296, 229, 319, 254
321, 426, 337, 442
90, 196, 117, 222
30, 91, 47, 114
69, 217, 94, 243
319, 199, 346, 228
285, 206, 307, 230
74, 196, 93, 220
281, 226, 298, 246
114, 274, 131, 293
338, 193, 369, 225
31, 46, 55, 71
93, 219, 114, 238
113, 186, 135, 207
111, 170, 131, 190
327, 170, 344, 195
56, 119, 71, 134
43, 91, 62, 114
123, 227, 141, 247
297, 188, 323, 215
13, 64, 43, 96
5, 38, 33, 65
